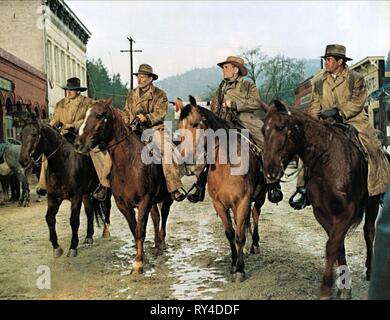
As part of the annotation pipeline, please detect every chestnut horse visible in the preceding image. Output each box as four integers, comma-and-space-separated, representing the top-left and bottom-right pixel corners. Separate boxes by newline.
18, 111, 111, 258
178, 96, 267, 282
74, 99, 173, 274
261, 100, 380, 299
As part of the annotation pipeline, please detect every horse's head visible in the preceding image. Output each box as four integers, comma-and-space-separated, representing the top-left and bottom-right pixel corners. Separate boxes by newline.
262, 100, 300, 182
177, 96, 207, 161
74, 98, 113, 154
17, 109, 43, 167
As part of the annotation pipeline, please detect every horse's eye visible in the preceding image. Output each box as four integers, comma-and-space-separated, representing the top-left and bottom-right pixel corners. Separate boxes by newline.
193, 123, 199, 128
96, 113, 105, 120
275, 125, 285, 131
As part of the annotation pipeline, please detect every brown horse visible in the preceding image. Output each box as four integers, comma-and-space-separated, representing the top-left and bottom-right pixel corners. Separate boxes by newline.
261, 100, 380, 299
178, 96, 267, 282
18, 111, 111, 258
74, 99, 173, 274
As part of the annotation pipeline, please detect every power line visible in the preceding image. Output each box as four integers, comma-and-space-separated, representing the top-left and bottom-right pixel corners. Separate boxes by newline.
120, 36, 142, 90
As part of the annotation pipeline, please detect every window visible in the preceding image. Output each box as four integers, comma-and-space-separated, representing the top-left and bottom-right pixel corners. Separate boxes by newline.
54, 46, 60, 83
47, 40, 53, 82
60, 51, 66, 85
67, 55, 71, 79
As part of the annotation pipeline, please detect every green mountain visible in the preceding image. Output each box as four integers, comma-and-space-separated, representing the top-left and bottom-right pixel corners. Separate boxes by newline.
157, 59, 322, 101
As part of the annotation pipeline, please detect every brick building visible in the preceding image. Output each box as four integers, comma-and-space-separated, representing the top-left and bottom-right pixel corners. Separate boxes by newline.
0, 49, 47, 141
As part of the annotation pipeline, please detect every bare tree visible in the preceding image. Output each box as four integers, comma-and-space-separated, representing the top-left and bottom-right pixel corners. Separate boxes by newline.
260, 54, 305, 104
241, 46, 267, 85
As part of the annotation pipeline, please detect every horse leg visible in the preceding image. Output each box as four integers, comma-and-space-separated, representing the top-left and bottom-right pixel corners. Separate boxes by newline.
212, 200, 237, 277
14, 168, 29, 207
250, 197, 265, 254
234, 198, 251, 283
132, 199, 152, 274
115, 199, 137, 237
364, 195, 380, 281
150, 204, 161, 256
320, 217, 350, 300
0, 176, 10, 203
67, 196, 83, 257
335, 240, 353, 300
82, 195, 94, 245
158, 198, 173, 253
102, 192, 112, 239
46, 196, 63, 257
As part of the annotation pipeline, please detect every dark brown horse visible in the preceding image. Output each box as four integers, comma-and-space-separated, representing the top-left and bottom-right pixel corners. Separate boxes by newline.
74, 99, 173, 274
261, 100, 380, 299
18, 111, 111, 258
178, 96, 267, 282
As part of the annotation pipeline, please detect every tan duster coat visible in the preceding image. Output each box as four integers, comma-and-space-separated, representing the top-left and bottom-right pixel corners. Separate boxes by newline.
49, 95, 93, 131
122, 84, 167, 130
309, 66, 390, 196
211, 76, 265, 151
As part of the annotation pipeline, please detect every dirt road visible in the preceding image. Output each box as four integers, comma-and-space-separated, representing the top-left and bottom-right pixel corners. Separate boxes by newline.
0, 170, 371, 300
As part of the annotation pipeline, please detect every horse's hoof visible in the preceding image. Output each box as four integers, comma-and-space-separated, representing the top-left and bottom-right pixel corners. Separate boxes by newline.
84, 237, 93, 245
319, 295, 332, 300
53, 246, 64, 258
235, 272, 246, 283
251, 245, 260, 254
153, 246, 162, 256
102, 227, 111, 239
337, 288, 352, 300
131, 261, 144, 274
67, 249, 78, 257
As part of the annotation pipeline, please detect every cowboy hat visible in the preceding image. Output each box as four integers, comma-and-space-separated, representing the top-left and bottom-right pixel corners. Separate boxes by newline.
133, 64, 159, 80
321, 44, 352, 61
61, 77, 87, 92
217, 56, 248, 76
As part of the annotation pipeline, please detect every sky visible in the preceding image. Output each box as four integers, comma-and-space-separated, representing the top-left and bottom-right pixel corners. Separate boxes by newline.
68, 0, 390, 83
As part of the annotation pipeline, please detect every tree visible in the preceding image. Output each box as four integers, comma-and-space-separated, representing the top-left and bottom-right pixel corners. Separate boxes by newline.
241, 46, 267, 85
87, 58, 128, 109
260, 55, 305, 105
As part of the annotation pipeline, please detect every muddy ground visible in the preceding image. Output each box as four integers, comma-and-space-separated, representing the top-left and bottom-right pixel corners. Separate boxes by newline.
0, 169, 371, 300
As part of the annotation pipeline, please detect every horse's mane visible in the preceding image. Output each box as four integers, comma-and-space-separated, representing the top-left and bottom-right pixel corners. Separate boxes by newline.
180, 104, 232, 132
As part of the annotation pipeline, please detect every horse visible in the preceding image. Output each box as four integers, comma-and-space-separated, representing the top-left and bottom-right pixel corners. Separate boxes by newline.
74, 98, 174, 274
18, 111, 112, 258
261, 100, 381, 299
0, 142, 30, 206
178, 96, 267, 282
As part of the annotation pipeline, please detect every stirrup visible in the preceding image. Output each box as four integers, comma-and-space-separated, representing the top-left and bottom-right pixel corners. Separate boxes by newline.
187, 183, 206, 203
267, 184, 283, 204
289, 187, 309, 210
93, 184, 107, 201
36, 187, 47, 196
171, 188, 187, 202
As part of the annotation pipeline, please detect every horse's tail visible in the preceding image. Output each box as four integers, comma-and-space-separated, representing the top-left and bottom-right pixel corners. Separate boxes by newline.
90, 190, 111, 227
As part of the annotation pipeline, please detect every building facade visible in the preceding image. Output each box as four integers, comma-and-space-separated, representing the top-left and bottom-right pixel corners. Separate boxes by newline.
0, 49, 47, 141
0, 0, 91, 117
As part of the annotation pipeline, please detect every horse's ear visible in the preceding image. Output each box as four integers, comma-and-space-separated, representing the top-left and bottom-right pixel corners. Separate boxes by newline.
259, 100, 270, 113
189, 95, 197, 107
104, 97, 113, 106
273, 100, 289, 113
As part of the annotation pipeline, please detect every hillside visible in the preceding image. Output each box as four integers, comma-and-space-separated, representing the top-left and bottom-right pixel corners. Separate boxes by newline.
156, 59, 322, 101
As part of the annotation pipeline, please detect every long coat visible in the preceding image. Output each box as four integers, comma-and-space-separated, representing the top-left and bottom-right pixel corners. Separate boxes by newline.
122, 84, 167, 130
50, 95, 93, 132
309, 66, 390, 196
210, 76, 265, 151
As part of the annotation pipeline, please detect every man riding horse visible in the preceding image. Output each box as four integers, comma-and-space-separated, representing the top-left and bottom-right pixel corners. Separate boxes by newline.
36, 77, 111, 198
290, 44, 390, 209
96, 64, 187, 202
187, 55, 283, 204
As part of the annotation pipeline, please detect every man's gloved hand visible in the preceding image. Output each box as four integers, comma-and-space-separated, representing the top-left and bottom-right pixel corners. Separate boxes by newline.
319, 107, 343, 123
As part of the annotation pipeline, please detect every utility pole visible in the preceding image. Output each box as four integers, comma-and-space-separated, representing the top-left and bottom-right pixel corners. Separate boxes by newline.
120, 36, 142, 89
